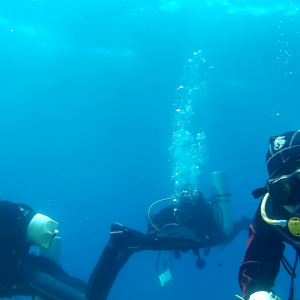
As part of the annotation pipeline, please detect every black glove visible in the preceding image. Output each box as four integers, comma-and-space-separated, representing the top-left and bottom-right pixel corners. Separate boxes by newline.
196, 258, 206, 269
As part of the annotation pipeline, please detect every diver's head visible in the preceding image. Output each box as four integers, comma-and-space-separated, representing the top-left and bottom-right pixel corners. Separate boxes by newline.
174, 185, 204, 226
177, 185, 201, 202
254, 131, 300, 240
266, 131, 300, 205
18, 204, 59, 249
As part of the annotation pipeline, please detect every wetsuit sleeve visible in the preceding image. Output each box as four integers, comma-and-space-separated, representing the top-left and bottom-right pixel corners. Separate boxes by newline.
0, 201, 28, 268
11, 254, 87, 300
238, 217, 284, 299
0, 200, 30, 297
147, 205, 177, 235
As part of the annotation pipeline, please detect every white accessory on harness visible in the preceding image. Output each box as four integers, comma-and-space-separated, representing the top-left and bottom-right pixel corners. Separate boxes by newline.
26, 213, 59, 248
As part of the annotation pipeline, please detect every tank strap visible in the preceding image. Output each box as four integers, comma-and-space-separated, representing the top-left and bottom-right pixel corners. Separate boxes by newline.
210, 194, 231, 202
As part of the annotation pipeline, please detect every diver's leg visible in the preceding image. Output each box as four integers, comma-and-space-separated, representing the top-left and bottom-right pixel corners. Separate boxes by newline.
85, 223, 129, 300
85, 248, 136, 300
223, 216, 251, 244
111, 248, 136, 279
85, 222, 223, 300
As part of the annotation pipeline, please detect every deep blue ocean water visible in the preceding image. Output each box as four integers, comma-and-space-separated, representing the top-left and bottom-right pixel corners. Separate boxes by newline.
0, 0, 299, 299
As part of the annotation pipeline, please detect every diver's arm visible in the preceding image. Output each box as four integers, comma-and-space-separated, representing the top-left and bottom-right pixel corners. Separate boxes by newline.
115, 223, 219, 251
25, 254, 87, 294
224, 216, 251, 244
0, 201, 29, 269
147, 205, 177, 235
238, 223, 284, 300
5, 254, 86, 300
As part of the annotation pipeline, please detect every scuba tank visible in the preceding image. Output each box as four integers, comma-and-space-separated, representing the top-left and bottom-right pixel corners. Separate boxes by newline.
210, 171, 234, 237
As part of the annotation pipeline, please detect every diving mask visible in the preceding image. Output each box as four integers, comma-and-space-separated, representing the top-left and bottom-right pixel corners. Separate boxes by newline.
253, 168, 300, 205
253, 169, 300, 237
177, 185, 199, 202
268, 169, 300, 205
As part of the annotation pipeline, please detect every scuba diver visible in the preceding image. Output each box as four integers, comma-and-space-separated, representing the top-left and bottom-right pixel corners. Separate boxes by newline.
148, 186, 251, 269
0, 200, 218, 300
0, 173, 251, 300
238, 130, 300, 300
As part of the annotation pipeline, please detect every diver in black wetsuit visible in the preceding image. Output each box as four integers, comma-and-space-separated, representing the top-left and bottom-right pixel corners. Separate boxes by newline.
147, 190, 251, 269
0, 200, 87, 300
90, 188, 252, 300
0, 200, 210, 300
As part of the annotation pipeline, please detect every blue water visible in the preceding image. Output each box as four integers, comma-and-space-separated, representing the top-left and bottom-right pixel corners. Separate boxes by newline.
0, 0, 299, 299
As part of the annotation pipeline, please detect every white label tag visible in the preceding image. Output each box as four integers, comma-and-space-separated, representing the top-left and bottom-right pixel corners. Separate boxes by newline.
159, 269, 172, 286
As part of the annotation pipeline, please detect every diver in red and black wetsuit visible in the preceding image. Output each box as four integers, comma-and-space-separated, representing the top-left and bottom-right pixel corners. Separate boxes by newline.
239, 130, 300, 300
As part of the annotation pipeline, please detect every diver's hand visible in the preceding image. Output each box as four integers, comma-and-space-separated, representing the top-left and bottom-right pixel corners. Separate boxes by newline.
157, 226, 198, 240
249, 292, 280, 300
196, 258, 206, 269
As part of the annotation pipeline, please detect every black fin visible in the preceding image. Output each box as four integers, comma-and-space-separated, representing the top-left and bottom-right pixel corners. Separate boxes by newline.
252, 187, 267, 199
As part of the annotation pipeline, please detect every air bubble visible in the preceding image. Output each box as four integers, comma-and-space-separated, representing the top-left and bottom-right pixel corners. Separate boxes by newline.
170, 50, 210, 197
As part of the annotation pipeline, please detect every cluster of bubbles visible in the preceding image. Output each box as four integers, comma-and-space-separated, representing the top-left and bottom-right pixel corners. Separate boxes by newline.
169, 51, 212, 198
276, 1, 300, 76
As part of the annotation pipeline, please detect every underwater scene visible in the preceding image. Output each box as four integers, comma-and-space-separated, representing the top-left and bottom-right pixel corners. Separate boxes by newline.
0, 0, 299, 300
